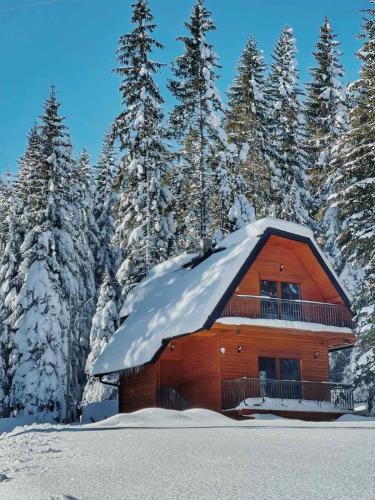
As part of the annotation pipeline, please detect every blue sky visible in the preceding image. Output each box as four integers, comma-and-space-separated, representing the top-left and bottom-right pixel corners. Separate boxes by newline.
0, 0, 369, 172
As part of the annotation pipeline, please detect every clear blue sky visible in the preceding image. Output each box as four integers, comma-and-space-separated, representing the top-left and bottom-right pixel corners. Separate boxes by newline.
0, 0, 369, 173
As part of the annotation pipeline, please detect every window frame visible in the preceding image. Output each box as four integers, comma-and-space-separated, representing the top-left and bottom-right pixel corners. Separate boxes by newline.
259, 279, 302, 301
258, 356, 302, 381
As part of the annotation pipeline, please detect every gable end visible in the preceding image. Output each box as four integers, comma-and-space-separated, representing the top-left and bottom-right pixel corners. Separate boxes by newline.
203, 228, 352, 330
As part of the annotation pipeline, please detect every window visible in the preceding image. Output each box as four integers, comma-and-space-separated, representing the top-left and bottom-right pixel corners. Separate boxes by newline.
281, 282, 301, 320
258, 357, 277, 397
281, 282, 301, 301
280, 358, 301, 398
260, 280, 278, 299
260, 280, 302, 320
259, 357, 277, 379
260, 280, 278, 319
258, 357, 301, 399
280, 359, 300, 381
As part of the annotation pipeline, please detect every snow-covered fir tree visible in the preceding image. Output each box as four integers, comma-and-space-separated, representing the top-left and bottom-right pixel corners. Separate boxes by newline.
226, 36, 273, 217
70, 150, 98, 402
0, 167, 18, 258
82, 274, 119, 403
92, 136, 119, 282
8, 88, 82, 421
306, 18, 349, 268
211, 144, 255, 240
0, 178, 11, 258
267, 27, 312, 224
168, 0, 253, 248
331, 2, 375, 413
83, 136, 121, 403
112, 0, 175, 301
0, 125, 43, 417
0, 185, 23, 417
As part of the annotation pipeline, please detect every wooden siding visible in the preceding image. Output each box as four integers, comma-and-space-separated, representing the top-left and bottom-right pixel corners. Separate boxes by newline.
179, 336, 220, 410
215, 325, 330, 384
235, 235, 344, 305
119, 322, 354, 413
120, 364, 157, 412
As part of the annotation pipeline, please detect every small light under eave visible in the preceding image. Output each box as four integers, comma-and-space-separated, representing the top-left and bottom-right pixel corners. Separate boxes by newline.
237, 345, 242, 353
280, 263, 285, 271
170, 343, 176, 351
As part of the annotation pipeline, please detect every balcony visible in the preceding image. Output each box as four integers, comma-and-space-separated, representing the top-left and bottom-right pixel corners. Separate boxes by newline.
222, 377, 354, 412
221, 295, 353, 329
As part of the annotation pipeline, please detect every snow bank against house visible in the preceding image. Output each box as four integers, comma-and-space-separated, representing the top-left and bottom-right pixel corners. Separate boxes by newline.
235, 397, 354, 414
80, 400, 118, 424
336, 414, 375, 422
85, 408, 236, 428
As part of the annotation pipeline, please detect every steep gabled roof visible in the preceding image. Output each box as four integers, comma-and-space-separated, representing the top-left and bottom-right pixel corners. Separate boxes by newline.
92, 218, 351, 376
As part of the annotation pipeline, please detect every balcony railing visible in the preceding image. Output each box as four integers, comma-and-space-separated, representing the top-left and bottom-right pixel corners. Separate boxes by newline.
222, 377, 354, 411
221, 295, 353, 329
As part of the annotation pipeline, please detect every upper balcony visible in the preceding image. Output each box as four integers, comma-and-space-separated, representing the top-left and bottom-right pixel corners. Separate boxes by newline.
221, 295, 353, 329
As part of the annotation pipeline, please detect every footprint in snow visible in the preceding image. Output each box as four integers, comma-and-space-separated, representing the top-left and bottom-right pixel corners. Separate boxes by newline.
0, 473, 10, 482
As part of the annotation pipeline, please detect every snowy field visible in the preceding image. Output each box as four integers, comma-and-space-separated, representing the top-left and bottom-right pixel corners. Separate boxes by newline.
1, 409, 375, 500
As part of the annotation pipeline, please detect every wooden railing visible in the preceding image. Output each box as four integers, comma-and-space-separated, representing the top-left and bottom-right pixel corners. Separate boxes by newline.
222, 377, 354, 411
221, 295, 353, 329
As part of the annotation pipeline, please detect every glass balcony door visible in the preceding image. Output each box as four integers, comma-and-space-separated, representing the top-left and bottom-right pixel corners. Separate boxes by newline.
260, 280, 302, 321
280, 358, 301, 398
280, 282, 302, 320
258, 357, 277, 398
258, 357, 302, 399
260, 280, 279, 319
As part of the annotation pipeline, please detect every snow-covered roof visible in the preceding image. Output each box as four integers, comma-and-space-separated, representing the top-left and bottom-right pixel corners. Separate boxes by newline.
92, 218, 351, 375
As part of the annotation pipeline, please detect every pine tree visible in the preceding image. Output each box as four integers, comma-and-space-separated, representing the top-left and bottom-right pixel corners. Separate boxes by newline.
0, 179, 10, 257
0, 168, 17, 258
0, 126, 42, 417
0, 184, 23, 417
113, 0, 175, 301
226, 36, 273, 217
168, 0, 253, 248
93, 135, 119, 280
8, 88, 81, 420
83, 136, 121, 402
267, 27, 312, 224
70, 150, 98, 402
82, 274, 119, 403
332, 2, 375, 413
306, 18, 349, 268
211, 144, 255, 240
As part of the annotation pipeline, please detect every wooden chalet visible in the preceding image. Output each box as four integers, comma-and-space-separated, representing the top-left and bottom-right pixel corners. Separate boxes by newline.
93, 218, 356, 420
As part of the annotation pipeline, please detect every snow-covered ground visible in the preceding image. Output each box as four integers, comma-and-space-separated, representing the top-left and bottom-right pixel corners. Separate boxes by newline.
1, 409, 375, 500
235, 397, 354, 413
